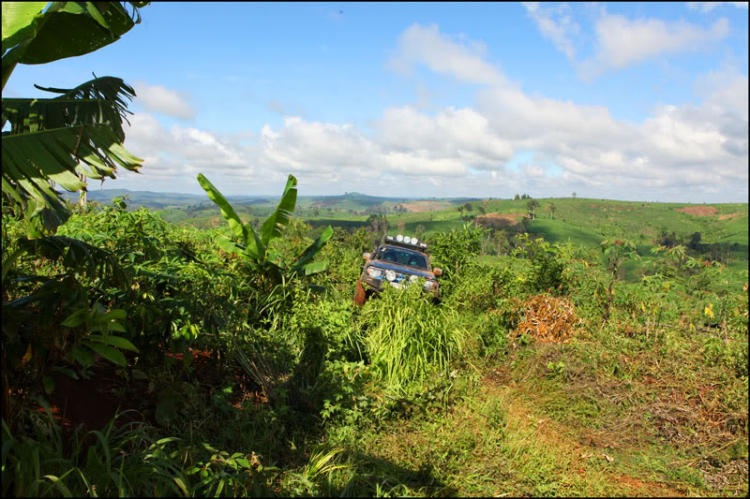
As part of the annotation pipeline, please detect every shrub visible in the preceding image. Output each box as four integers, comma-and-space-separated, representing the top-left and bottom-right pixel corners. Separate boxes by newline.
356, 284, 467, 394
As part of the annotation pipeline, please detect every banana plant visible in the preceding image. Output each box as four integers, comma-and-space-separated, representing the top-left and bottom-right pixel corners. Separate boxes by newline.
197, 173, 333, 282
2, 2, 148, 234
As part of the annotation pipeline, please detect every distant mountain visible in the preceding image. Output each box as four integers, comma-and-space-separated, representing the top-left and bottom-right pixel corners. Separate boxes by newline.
311, 192, 402, 208
61, 189, 480, 210
62, 189, 270, 209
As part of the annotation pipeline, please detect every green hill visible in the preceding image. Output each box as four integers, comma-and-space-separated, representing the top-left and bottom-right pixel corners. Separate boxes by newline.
105, 191, 747, 265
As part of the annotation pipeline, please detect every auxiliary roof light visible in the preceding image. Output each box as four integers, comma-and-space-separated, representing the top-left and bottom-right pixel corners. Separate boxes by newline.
411, 238, 418, 245
404, 236, 411, 244
396, 234, 404, 242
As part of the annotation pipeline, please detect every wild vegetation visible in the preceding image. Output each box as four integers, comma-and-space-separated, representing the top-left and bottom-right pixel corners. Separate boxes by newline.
3, 179, 748, 496
2, 2, 748, 497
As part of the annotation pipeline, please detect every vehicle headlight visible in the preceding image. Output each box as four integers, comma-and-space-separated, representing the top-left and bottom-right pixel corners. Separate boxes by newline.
423, 280, 436, 290
385, 270, 397, 281
367, 267, 383, 278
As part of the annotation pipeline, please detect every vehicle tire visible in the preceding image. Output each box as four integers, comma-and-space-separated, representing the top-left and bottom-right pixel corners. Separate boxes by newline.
353, 278, 367, 306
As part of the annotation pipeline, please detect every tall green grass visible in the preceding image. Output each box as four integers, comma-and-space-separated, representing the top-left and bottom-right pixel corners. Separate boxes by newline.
1, 401, 274, 497
357, 284, 467, 393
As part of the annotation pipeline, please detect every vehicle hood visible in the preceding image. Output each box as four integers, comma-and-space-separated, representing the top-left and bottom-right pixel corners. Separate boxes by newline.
367, 260, 434, 278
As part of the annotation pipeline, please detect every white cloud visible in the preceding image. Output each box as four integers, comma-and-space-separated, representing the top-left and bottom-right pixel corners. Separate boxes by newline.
687, 2, 749, 13
121, 113, 253, 188
522, 5, 734, 80
579, 15, 730, 79
132, 82, 195, 121
374, 106, 514, 170
117, 24, 747, 202
524, 164, 545, 178
386, 23, 506, 85
522, 2, 580, 61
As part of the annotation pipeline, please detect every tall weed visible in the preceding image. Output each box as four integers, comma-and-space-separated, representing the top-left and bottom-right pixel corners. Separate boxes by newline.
357, 284, 467, 394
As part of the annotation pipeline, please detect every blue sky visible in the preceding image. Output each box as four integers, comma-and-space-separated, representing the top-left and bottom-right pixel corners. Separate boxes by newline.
6, 2, 749, 201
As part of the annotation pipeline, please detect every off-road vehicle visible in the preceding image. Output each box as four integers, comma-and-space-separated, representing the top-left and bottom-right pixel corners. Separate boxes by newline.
354, 234, 443, 306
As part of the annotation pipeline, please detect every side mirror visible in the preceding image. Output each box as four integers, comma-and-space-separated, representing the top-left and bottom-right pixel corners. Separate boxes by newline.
433, 268, 443, 277
363, 252, 371, 260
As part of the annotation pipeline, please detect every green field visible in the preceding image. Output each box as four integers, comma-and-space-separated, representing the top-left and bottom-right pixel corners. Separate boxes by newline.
164, 195, 748, 276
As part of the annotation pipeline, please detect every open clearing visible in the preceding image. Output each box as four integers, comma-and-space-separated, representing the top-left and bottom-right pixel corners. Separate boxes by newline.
675, 206, 719, 217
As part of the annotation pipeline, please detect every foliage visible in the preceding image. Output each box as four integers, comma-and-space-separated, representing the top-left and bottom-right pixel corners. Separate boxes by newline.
427, 223, 486, 281
356, 284, 467, 394
2, 3, 748, 496
600, 238, 639, 321
2, 2, 148, 233
2, 187, 747, 497
197, 173, 333, 283
512, 233, 570, 294
2, 405, 275, 497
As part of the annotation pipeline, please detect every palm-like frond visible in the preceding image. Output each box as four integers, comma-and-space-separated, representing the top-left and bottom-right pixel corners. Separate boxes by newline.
260, 174, 298, 248
290, 226, 333, 276
3, 235, 130, 289
3, 3, 146, 71
197, 172, 332, 279
33, 75, 137, 123
2, 76, 143, 227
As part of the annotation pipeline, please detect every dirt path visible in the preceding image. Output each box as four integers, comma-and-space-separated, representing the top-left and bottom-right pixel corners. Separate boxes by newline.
480, 370, 687, 497
362, 364, 692, 496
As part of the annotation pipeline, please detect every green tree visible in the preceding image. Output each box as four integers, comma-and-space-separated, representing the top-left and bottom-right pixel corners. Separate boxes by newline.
2, 2, 148, 234
513, 194, 520, 201
547, 202, 557, 219
526, 200, 540, 219
688, 231, 702, 250
493, 230, 506, 255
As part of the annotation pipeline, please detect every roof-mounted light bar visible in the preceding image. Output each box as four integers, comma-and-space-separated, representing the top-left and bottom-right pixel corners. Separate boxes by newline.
386, 234, 428, 249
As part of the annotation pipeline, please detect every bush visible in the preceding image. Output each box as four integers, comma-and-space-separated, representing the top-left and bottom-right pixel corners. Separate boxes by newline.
356, 284, 467, 394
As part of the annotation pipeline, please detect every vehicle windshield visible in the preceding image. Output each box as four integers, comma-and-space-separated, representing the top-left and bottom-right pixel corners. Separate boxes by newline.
375, 246, 428, 270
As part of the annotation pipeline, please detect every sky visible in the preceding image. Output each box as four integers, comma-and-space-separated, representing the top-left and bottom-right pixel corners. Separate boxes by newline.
6, 2, 749, 202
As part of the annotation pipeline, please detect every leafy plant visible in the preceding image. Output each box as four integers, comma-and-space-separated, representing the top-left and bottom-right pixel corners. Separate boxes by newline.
512, 234, 569, 294
428, 223, 485, 280
2, 2, 148, 234
600, 239, 639, 322
197, 173, 334, 283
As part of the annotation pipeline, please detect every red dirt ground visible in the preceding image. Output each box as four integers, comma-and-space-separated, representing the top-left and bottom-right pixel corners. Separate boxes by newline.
476, 212, 525, 229
399, 201, 450, 213
718, 212, 745, 221
675, 206, 718, 217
